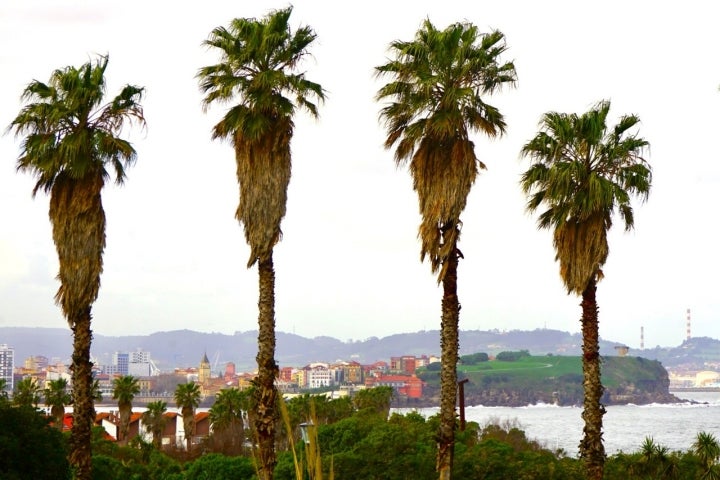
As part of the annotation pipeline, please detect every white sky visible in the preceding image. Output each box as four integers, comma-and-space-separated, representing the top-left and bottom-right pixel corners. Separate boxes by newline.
1, 1, 719, 349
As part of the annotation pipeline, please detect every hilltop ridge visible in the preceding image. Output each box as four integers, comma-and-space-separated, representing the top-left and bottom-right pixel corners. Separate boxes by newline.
3, 327, 714, 371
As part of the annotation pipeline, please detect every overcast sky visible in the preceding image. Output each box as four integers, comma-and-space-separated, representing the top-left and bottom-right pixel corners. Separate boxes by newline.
1, 1, 719, 350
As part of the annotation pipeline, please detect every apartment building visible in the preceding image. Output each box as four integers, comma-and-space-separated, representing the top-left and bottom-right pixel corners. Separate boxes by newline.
0, 344, 14, 393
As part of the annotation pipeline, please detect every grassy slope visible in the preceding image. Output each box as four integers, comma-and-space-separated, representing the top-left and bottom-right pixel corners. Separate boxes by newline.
458, 355, 667, 386
417, 355, 672, 405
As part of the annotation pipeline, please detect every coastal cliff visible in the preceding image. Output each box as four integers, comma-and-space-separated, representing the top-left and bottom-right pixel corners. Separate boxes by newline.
409, 355, 680, 407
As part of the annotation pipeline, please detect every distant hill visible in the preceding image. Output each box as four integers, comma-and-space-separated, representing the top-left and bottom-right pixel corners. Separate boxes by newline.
637, 336, 720, 368
415, 355, 679, 407
0, 327, 660, 372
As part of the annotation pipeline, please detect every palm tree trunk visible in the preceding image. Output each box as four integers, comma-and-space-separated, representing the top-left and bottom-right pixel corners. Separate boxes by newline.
183, 407, 194, 452
69, 308, 95, 480
119, 404, 130, 443
578, 277, 605, 480
437, 243, 460, 480
50, 173, 105, 480
51, 405, 65, 429
255, 253, 279, 480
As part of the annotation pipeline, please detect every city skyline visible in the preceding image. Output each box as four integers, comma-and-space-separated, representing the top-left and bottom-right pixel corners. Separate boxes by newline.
2, 1, 720, 350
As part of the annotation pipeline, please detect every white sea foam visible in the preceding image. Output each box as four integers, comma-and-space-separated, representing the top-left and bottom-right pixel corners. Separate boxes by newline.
392, 391, 720, 456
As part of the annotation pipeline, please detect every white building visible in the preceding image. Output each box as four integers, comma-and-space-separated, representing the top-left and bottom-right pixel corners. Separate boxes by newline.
0, 344, 14, 393
105, 349, 159, 377
305, 364, 333, 389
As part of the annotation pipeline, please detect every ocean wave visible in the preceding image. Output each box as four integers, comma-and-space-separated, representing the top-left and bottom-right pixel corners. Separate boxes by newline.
617, 401, 718, 409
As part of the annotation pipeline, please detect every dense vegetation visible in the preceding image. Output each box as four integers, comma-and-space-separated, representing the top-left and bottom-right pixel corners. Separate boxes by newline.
2, 389, 720, 480
0, 401, 70, 479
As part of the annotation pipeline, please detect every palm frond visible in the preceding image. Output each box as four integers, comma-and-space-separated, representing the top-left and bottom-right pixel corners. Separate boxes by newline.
198, 7, 324, 267
376, 19, 516, 280
520, 100, 651, 293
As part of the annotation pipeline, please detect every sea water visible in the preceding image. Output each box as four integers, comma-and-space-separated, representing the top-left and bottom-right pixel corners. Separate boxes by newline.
396, 391, 720, 456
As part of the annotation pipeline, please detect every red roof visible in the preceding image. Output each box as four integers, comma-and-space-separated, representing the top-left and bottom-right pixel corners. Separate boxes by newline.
53, 413, 116, 441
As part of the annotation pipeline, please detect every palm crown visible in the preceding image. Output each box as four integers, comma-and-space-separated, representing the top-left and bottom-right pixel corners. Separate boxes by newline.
44, 378, 72, 407
198, 6, 323, 138
197, 7, 325, 267
175, 382, 201, 410
520, 100, 651, 294
142, 400, 168, 447
9, 55, 145, 196
376, 19, 516, 279
112, 375, 140, 404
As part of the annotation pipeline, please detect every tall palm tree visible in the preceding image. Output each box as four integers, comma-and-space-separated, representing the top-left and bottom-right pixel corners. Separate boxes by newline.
142, 400, 168, 449
13, 377, 41, 409
8, 55, 145, 480
197, 7, 324, 478
520, 100, 651, 480
209, 387, 246, 454
44, 377, 72, 429
112, 375, 140, 443
375, 19, 516, 479
174, 381, 201, 452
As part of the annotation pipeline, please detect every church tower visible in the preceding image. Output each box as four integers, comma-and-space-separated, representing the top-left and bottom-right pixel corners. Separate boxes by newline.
199, 352, 211, 385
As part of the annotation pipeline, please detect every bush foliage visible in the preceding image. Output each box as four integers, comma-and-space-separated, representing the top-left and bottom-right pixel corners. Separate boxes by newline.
3, 388, 718, 479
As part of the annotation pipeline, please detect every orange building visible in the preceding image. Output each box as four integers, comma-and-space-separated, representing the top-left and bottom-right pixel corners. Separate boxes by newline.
365, 373, 424, 399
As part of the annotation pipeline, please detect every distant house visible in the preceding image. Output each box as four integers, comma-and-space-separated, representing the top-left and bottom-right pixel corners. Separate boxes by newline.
365, 374, 424, 399
304, 364, 332, 389
614, 345, 630, 357
390, 356, 420, 374
55, 412, 116, 441
237, 372, 256, 390
96, 411, 142, 442
161, 412, 180, 447
279, 366, 294, 383
194, 412, 211, 444
364, 361, 388, 379
343, 361, 363, 384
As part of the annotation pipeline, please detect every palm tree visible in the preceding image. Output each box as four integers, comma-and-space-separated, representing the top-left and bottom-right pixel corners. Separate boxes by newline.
0, 378, 9, 403
13, 377, 41, 408
635, 437, 679, 479
112, 375, 140, 443
520, 100, 651, 480
7, 55, 145, 480
142, 400, 168, 449
209, 388, 246, 454
375, 19, 516, 479
91, 379, 103, 404
175, 381, 201, 451
694, 432, 720, 480
197, 7, 324, 478
44, 377, 72, 429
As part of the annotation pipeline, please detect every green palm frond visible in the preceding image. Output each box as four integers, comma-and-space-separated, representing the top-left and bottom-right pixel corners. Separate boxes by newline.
376, 19, 516, 279
198, 6, 325, 267
112, 375, 140, 404
9, 55, 145, 195
174, 381, 202, 409
520, 100, 651, 294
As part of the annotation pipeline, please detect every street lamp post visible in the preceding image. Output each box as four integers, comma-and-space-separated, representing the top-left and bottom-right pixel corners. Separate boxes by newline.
299, 420, 314, 445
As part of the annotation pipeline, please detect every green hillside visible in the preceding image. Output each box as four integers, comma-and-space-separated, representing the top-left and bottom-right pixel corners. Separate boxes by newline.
416, 353, 677, 406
